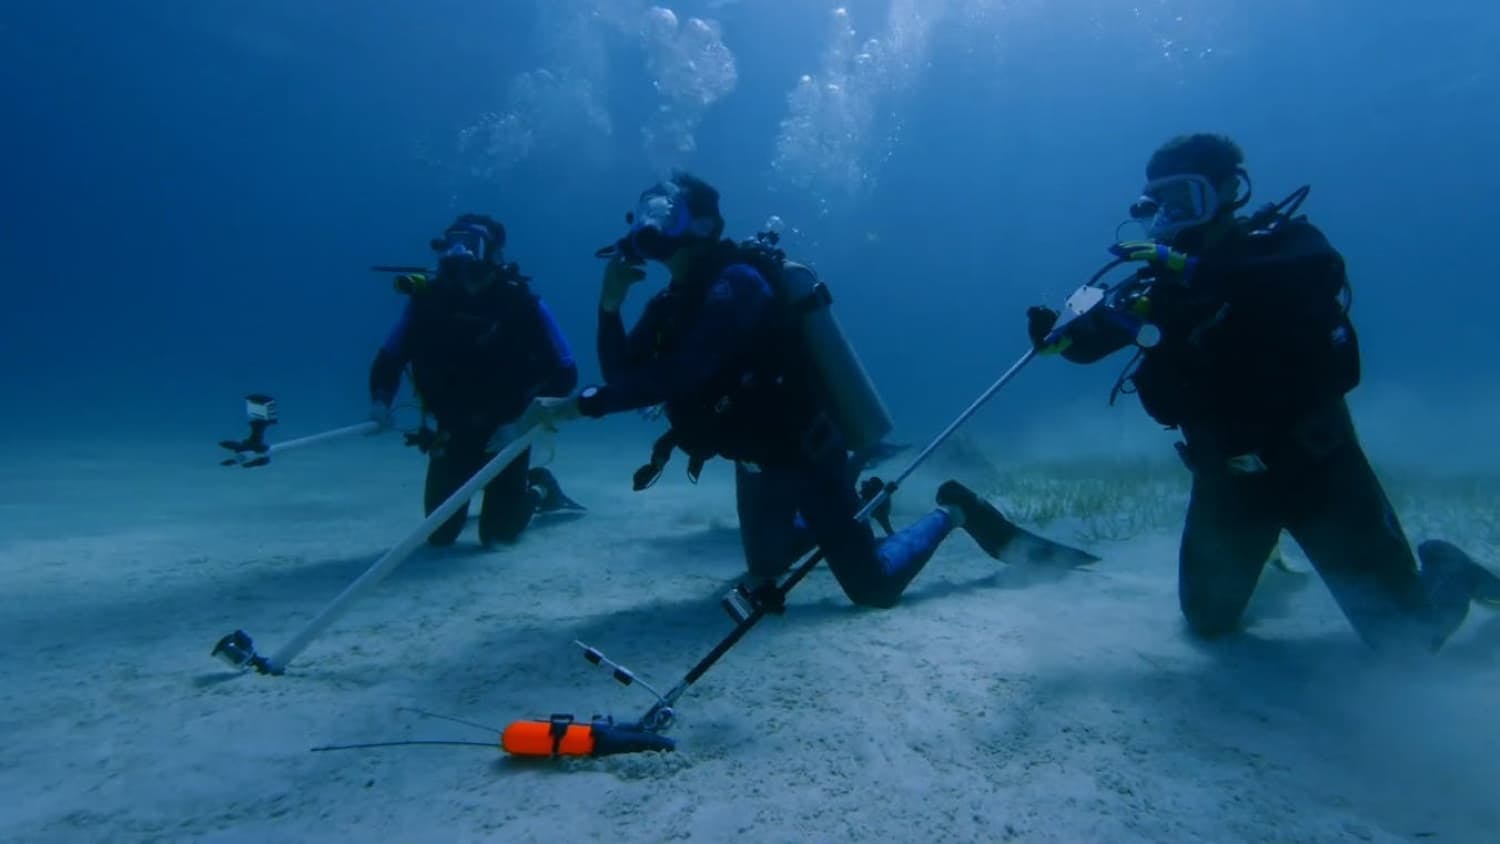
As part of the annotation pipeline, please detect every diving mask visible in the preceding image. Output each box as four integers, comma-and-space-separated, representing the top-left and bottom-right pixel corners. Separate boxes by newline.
1129, 174, 1223, 242
609, 181, 719, 263
430, 225, 490, 262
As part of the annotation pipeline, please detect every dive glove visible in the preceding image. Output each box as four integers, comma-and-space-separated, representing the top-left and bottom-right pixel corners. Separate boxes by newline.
487, 396, 583, 452
368, 400, 393, 433
1027, 306, 1060, 349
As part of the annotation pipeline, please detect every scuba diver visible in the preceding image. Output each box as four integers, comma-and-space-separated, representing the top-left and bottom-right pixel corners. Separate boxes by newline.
1026, 133, 1500, 653
519, 171, 1032, 611
369, 213, 585, 548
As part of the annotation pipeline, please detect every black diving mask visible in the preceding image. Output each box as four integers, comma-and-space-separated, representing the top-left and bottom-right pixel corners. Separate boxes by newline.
430, 225, 490, 262
596, 180, 717, 264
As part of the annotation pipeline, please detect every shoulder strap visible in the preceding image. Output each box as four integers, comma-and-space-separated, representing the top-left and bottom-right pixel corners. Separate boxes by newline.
1242, 185, 1312, 237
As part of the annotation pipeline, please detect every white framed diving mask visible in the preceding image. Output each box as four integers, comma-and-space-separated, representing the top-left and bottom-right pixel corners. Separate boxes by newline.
1129, 174, 1223, 242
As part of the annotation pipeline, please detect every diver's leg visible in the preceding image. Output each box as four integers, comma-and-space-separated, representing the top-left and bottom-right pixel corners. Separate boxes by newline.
1177, 470, 1283, 638
1283, 440, 1468, 652
796, 451, 956, 609
736, 463, 814, 581
478, 446, 535, 546
423, 441, 473, 547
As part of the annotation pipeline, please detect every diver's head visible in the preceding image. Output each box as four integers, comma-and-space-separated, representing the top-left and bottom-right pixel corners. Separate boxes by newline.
1129, 134, 1251, 247
431, 213, 506, 287
618, 171, 725, 272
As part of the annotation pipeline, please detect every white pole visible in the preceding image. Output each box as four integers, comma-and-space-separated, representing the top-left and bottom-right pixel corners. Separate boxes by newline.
262, 426, 542, 674
266, 421, 382, 456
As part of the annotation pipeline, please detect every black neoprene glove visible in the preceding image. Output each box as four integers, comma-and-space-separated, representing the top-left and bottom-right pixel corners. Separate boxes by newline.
750, 580, 786, 615
1027, 306, 1060, 350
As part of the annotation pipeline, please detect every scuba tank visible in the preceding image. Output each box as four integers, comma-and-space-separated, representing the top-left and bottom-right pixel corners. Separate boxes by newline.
740, 221, 894, 455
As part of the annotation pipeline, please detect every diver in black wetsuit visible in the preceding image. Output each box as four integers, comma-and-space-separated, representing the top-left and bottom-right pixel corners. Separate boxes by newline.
368, 214, 584, 548
1028, 133, 1500, 653
521, 171, 1046, 610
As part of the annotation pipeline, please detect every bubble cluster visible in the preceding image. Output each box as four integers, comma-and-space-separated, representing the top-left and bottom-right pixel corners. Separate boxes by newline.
455, 68, 613, 181
770, 2, 947, 201
451, 1, 738, 180
443, 0, 1227, 193
639, 7, 739, 167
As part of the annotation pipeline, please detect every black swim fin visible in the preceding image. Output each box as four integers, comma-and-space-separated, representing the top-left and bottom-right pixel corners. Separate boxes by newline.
937, 480, 1099, 568
1418, 539, 1500, 609
1268, 545, 1310, 575
1465, 549, 1500, 608
530, 467, 586, 514
1477, 569, 1500, 609
997, 524, 1103, 569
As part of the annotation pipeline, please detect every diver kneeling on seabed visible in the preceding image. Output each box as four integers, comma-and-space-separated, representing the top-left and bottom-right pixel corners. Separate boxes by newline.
519, 170, 1097, 613
1026, 132, 1500, 655
367, 213, 586, 548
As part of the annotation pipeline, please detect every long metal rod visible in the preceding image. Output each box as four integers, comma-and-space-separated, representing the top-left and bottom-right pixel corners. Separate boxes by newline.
654, 348, 1039, 711
261, 427, 540, 674
266, 421, 382, 456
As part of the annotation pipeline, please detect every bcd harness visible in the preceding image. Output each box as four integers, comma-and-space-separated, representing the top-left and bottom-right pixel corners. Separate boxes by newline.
631, 240, 831, 491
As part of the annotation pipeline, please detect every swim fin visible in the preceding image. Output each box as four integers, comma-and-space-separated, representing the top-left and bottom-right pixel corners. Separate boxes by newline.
936, 480, 1100, 568
1466, 552, 1500, 609
530, 467, 586, 514
1268, 545, 1309, 575
1418, 540, 1500, 610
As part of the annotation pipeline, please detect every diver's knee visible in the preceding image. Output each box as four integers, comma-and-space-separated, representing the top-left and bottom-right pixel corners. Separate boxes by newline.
427, 530, 460, 548
844, 583, 901, 610
1180, 597, 1243, 639
480, 520, 528, 547
479, 494, 535, 545
742, 541, 796, 582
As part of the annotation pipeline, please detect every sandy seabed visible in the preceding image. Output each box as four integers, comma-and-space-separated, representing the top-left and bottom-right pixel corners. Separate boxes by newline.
2, 429, 1498, 843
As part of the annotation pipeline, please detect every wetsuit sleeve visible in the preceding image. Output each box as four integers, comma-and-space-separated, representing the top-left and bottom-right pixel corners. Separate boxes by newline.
530, 299, 578, 398
368, 302, 413, 404
597, 294, 669, 384
1056, 305, 1139, 364
597, 308, 632, 385
583, 265, 775, 416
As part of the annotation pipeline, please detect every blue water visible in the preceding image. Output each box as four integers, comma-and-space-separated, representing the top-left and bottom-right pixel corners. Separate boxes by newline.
7, 5, 1500, 840
3, 1, 1497, 447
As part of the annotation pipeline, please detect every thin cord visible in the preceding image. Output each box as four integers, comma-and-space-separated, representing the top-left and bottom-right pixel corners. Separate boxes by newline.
310, 740, 495, 753
396, 707, 502, 735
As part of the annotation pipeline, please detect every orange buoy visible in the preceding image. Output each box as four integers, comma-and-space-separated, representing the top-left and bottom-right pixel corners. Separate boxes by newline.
502, 716, 597, 758
501, 715, 677, 758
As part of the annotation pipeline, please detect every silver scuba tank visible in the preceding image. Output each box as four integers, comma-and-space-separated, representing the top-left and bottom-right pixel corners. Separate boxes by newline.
771, 257, 895, 454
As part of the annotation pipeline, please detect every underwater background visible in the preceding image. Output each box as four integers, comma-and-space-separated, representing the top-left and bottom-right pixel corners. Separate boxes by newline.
6, 0, 1497, 466
7, 5, 1500, 842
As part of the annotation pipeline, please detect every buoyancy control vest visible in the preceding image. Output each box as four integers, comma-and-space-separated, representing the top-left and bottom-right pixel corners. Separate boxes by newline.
1121, 192, 1361, 449
632, 233, 895, 487
404, 264, 544, 435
